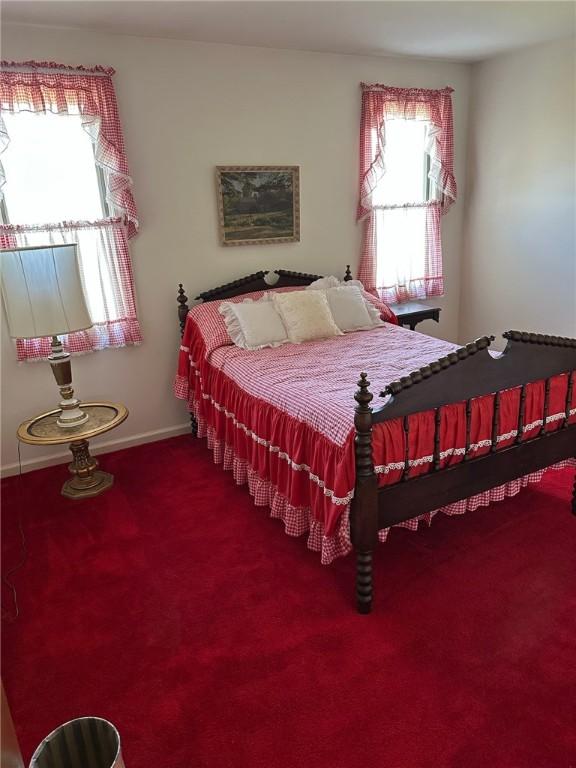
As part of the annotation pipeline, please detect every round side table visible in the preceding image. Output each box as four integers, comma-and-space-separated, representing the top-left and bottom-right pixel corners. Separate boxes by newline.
17, 402, 128, 500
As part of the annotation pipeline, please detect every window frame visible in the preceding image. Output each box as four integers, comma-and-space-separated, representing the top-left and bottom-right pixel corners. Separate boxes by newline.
423, 152, 432, 202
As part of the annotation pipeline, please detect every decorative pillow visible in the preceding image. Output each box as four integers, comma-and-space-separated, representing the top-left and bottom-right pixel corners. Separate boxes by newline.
307, 275, 341, 290
323, 285, 382, 332
307, 277, 397, 325
272, 290, 343, 344
219, 296, 288, 350
361, 290, 399, 325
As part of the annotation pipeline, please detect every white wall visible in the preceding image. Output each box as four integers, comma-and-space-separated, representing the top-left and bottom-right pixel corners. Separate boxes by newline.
0, 24, 470, 473
461, 38, 575, 345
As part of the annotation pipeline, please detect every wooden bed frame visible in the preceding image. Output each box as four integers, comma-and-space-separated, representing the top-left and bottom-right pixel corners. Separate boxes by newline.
177, 268, 576, 613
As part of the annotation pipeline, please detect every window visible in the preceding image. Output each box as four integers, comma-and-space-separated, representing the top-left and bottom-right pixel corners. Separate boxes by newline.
0, 61, 141, 360
357, 84, 457, 305
1, 112, 109, 225
372, 118, 434, 299
372, 119, 432, 207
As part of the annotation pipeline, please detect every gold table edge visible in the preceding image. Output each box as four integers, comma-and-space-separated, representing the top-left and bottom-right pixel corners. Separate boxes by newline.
17, 402, 129, 446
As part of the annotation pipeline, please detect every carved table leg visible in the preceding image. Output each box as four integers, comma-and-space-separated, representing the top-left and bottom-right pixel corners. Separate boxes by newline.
356, 550, 373, 614
62, 439, 114, 500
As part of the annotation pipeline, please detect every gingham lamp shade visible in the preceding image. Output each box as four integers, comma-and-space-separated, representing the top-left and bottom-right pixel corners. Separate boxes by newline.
1, 243, 92, 339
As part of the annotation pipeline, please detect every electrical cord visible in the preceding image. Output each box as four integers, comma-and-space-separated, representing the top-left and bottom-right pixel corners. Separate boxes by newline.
1, 441, 28, 623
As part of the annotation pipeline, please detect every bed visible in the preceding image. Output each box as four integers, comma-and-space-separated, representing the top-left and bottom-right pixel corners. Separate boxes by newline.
175, 267, 576, 613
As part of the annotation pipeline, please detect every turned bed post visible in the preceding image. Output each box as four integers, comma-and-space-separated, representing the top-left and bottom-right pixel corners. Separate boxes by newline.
352, 373, 379, 614
177, 284, 189, 337
177, 284, 198, 437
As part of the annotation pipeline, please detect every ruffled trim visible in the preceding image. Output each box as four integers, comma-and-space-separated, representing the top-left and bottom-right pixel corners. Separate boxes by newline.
174, 316, 574, 562
425, 122, 457, 207
0, 113, 7, 194
218, 296, 289, 351
207, 426, 353, 564
0, 66, 138, 237
16, 318, 143, 362
361, 84, 454, 96
386, 460, 575, 538
1, 60, 115, 75
372, 201, 442, 211
0, 217, 128, 234
16, 338, 142, 364
357, 84, 456, 220
377, 275, 444, 305
182, 386, 574, 564
174, 373, 191, 402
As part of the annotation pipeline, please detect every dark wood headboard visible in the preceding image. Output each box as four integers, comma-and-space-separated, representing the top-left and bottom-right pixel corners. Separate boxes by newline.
177, 265, 353, 335
196, 269, 322, 302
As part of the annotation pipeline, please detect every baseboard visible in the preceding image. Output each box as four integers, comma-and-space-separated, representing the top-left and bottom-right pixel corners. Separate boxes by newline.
1, 423, 192, 478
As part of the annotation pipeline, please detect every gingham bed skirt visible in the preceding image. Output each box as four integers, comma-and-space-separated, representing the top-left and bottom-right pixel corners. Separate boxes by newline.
194, 402, 573, 564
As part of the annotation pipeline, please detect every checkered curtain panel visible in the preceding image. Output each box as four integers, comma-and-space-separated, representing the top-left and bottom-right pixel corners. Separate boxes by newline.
0, 61, 141, 360
357, 84, 456, 303
0, 218, 142, 360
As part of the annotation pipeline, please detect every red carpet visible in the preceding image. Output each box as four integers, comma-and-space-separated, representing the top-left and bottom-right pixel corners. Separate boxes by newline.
2, 435, 575, 768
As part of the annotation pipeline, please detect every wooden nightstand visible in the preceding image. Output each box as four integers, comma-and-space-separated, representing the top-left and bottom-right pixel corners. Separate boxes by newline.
389, 301, 441, 331
17, 402, 128, 499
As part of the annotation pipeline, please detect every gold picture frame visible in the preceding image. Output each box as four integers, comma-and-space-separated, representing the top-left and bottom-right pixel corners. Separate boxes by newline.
216, 166, 300, 246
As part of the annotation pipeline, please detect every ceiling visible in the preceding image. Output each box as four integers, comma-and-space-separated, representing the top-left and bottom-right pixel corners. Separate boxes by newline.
2, 1, 575, 63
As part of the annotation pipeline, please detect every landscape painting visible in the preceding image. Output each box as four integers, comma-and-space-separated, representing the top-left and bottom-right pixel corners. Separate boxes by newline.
216, 166, 300, 246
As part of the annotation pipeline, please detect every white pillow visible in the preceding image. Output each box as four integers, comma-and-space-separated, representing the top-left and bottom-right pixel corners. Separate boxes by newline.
272, 290, 343, 344
307, 279, 384, 332
324, 285, 381, 332
307, 275, 341, 290
361, 298, 386, 328
219, 296, 288, 350
308, 275, 364, 291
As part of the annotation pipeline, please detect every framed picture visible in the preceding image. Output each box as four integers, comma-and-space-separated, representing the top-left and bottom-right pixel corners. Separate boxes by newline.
216, 166, 300, 246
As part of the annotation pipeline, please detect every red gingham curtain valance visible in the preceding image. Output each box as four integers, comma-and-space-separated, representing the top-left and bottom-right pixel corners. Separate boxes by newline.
0, 60, 138, 237
356, 84, 457, 298
357, 83, 456, 221
0, 218, 142, 361
0, 61, 142, 360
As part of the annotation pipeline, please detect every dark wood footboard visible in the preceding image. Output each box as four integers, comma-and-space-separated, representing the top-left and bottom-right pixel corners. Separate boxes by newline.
351, 333, 576, 614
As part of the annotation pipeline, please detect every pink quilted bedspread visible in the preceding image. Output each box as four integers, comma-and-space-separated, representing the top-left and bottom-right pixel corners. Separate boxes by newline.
208, 323, 456, 446
175, 290, 575, 562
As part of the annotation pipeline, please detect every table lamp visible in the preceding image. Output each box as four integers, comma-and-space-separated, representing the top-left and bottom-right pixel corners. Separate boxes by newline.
1, 243, 93, 428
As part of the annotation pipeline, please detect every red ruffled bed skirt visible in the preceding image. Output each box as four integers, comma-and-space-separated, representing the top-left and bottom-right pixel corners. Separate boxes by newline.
177, 377, 573, 564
